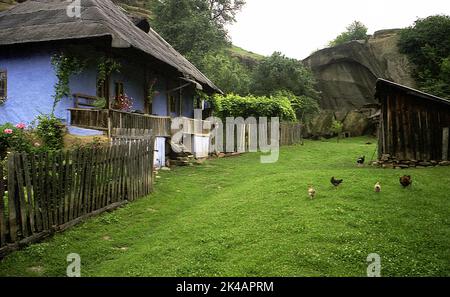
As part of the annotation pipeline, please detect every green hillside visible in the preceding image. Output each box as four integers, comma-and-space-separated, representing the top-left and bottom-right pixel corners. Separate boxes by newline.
0, 0, 15, 11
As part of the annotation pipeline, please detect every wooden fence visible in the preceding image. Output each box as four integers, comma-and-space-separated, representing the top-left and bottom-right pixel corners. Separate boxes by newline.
0, 138, 155, 257
280, 123, 303, 146
221, 121, 303, 153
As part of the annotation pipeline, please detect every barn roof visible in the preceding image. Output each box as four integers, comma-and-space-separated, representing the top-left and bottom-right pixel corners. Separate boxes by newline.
0, 0, 221, 93
376, 79, 450, 106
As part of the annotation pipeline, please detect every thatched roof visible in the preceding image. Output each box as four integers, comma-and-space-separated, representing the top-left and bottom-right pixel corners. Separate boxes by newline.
0, 0, 221, 93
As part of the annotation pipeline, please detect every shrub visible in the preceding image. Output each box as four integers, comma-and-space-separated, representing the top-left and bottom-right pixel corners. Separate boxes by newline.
331, 120, 344, 142
272, 90, 320, 122
0, 122, 37, 160
34, 114, 65, 151
211, 93, 296, 121
329, 21, 368, 47
93, 97, 107, 109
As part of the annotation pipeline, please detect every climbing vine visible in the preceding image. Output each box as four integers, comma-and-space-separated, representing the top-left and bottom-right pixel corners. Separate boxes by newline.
51, 53, 86, 113
147, 77, 159, 105
96, 56, 121, 87
51, 52, 121, 112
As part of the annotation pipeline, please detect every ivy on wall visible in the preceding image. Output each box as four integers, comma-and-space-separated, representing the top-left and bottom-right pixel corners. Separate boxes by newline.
51, 53, 86, 113
51, 52, 121, 113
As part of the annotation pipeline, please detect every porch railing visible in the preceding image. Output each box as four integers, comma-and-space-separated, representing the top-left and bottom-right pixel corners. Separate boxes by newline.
69, 108, 171, 137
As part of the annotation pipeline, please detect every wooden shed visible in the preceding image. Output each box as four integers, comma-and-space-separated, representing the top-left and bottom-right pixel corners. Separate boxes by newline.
376, 79, 450, 162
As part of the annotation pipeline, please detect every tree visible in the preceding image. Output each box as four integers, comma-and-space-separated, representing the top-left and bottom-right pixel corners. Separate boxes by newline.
398, 15, 450, 98
151, 0, 245, 66
200, 52, 251, 95
329, 21, 368, 47
207, 0, 246, 25
330, 120, 343, 142
272, 90, 320, 122
251, 52, 319, 99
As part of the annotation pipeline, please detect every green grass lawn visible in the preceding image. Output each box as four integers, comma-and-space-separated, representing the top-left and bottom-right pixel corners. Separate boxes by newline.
0, 137, 449, 277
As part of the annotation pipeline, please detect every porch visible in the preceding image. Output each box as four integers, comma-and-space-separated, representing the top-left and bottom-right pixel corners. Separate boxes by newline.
68, 108, 211, 137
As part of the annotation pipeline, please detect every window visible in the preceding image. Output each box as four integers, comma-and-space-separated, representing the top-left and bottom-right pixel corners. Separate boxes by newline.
0, 70, 6, 100
168, 93, 181, 115
96, 78, 107, 98
115, 81, 124, 98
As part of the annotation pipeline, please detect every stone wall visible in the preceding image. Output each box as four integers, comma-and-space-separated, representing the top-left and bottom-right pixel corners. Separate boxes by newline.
372, 154, 450, 169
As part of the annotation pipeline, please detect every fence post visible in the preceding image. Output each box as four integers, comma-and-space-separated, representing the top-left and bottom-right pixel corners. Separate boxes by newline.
0, 164, 6, 246
7, 155, 17, 242
443, 127, 449, 161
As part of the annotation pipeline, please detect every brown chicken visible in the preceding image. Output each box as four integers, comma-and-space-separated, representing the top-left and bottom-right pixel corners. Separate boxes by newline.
399, 175, 412, 188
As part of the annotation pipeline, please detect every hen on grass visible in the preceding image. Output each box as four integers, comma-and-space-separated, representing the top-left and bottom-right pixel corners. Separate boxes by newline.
331, 177, 343, 187
357, 156, 365, 166
374, 182, 381, 193
400, 175, 412, 188
308, 186, 316, 199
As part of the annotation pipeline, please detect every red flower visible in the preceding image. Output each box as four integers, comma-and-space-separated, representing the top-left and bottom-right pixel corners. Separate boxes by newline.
15, 123, 26, 129
3, 129, 13, 134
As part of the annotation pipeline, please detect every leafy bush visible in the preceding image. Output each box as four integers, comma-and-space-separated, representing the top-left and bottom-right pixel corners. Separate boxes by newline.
211, 93, 296, 121
34, 114, 65, 151
272, 90, 320, 122
0, 123, 37, 160
398, 15, 450, 98
329, 21, 368, 47
93, 97, 107, 109
330, 120, 344, 142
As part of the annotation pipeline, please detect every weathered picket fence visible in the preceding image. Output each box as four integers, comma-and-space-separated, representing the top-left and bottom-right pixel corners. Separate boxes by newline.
280, 122, 303, 146
221, 121, 303, 153
0, 138, 155, 257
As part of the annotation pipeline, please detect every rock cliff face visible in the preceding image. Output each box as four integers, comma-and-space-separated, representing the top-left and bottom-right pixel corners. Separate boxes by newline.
303, 29, 416, 137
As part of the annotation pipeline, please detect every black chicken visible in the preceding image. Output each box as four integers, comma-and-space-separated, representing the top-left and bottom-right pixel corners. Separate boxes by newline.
357, 156, 365, 165
400, 175, 412, 188
331, 177, 343, 187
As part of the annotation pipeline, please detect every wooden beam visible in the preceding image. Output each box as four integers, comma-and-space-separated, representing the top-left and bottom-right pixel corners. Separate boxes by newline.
443, 127, 449, 161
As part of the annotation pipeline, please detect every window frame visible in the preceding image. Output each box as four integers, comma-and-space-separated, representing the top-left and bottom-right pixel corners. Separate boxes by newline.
0, 70, 7, 100
114, 81, 124, 98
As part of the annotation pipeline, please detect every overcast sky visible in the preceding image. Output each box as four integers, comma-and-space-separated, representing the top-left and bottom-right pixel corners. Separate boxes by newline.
227, 0, 450, 60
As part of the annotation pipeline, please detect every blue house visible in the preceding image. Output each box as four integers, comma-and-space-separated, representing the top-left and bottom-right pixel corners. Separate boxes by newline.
0, 0, 220, 166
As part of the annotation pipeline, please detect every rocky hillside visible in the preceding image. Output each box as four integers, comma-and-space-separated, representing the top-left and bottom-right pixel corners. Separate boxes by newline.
303, 29, 416, 111
302, 29, 416, 137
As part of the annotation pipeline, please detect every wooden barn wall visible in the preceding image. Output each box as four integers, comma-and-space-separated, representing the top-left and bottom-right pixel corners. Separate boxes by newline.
379, 89, 450, 161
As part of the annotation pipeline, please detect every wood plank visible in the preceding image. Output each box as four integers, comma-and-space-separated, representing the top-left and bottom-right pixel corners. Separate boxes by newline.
0, 164, 6, 246
64, 151, 71, 223
7, 156, 17, 242
22, 154, 35, 234
40, 153, 49, 230
57, 151, 65, 224
442, 127, 449, 161
84, 148, 93, 215
15, 153, 29, 238
51, 152, 59, 226
30, 153, 43, 232
69, 149, 78, 221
